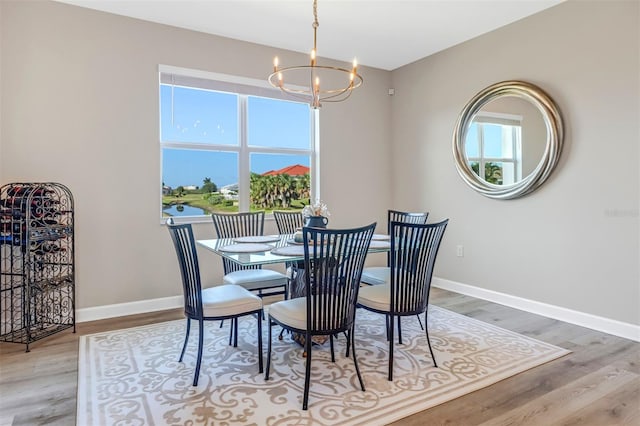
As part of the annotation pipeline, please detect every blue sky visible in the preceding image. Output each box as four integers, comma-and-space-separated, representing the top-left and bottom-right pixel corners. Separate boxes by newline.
465, 122, 508, 158
161, 149, 309, 188
160, 85, 311, 188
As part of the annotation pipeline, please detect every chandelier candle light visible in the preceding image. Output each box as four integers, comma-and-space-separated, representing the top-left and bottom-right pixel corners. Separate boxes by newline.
268, 0, 363, 109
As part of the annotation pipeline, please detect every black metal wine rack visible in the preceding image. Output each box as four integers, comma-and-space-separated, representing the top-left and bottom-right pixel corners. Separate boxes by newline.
0, 182, 75, 351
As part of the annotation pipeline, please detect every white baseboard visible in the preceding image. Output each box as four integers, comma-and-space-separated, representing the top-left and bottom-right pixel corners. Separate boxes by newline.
77, 278, 640, 342
77, 295, 183, 323
433, 277, 640, 342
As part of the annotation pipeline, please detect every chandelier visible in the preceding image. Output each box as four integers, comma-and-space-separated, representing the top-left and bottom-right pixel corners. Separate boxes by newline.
268, 0, 363, 109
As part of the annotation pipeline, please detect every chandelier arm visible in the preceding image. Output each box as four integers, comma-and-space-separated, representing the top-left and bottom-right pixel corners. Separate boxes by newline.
321, 89, 353, 102
281, 92, 315, 103
269, 67, 363, 92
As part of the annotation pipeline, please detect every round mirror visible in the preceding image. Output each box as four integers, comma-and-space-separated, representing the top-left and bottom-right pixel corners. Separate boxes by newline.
452, 81, 563, 199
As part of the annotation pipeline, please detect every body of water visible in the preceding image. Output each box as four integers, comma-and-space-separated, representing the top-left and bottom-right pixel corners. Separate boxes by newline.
163, 204, 208, 217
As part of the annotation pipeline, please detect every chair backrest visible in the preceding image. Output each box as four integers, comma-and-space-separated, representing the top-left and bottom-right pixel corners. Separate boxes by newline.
389, 219, 448, 316
273, 210, 304, 234
211, 211, 265, 273
211, 211, 265, 238
385, 210, 429, 265
166, 218, 202, 318
302, 222, 376, 334
388, 209, 429, 228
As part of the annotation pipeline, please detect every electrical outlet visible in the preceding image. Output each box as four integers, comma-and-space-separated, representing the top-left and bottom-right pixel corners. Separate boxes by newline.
456, 245, 464, 257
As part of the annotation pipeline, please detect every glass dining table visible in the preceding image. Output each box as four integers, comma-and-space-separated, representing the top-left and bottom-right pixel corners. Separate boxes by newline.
197, 232, 391, 347
196, 233, 391, 267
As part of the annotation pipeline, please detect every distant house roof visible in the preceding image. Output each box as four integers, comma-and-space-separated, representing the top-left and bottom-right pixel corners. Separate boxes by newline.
221, 183, 238, 192
262, 164, 310, 177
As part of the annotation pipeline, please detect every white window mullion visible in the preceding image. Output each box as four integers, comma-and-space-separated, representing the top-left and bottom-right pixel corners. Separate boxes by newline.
247, 146, 311, 156
478, 123, 486, 181
312, 108, 320, 200
514, 127, 522, 181
238, 95, 250, 212
161, 141, 241, 153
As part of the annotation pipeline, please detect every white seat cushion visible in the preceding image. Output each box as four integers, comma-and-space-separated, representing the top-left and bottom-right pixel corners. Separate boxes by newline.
201, 284, 262, 317
222, 269, 288, 291
361, 266, 390, 285
268, 297, 307, 330
357, 283, 391, 312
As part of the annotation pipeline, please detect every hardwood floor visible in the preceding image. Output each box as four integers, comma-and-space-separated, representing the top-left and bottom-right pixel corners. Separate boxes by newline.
1, 288, 638, 425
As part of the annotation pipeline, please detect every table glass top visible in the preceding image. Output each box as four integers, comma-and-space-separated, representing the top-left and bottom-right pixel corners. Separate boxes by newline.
196, 233, 390, 266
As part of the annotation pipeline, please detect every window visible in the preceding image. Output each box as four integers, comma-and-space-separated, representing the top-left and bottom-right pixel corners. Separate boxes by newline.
159, 66, 316, 221
465, 113, 522, 185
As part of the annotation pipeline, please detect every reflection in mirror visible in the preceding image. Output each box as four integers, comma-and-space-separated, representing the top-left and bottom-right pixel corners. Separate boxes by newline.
465, 96, 547, 185
453, 81, 563, 200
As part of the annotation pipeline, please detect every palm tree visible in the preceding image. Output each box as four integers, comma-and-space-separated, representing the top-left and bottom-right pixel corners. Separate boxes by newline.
201, 177, 217, 193
470, 162, 503, 185
299, 173, 310, 200
249, 171, 310, 210
274, 174, 294, 208
485, 162, 503, 185
250, 173, 270, 209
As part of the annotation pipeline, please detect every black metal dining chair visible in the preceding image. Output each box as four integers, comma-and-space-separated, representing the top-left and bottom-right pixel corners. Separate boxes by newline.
273, 210, 304, 234
357, 219, 448, 381
361, 209, 429, 286
361, 209, 429, 337
211, 211, 288, 298
166, 218, 264, 386
265, 222, 376, 410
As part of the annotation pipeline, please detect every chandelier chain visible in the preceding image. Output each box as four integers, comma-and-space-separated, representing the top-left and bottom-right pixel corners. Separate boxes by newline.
313, 0, 319, 29
312, 0, 318, 50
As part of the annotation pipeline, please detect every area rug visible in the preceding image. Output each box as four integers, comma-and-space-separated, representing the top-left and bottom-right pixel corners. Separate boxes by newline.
77, 305, 570, 425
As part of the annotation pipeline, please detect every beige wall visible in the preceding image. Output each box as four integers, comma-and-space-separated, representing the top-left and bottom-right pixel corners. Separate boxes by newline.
391, 0, 639, 325
0, 0, 392, 309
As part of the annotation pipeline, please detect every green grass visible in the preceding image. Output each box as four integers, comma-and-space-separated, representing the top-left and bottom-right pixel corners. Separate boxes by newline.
162, 193, 308, 215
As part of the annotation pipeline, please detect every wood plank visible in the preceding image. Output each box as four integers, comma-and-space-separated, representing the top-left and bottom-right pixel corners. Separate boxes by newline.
388, 348, 587, 425
560, 378, 640, 425
476, 364, 639, 425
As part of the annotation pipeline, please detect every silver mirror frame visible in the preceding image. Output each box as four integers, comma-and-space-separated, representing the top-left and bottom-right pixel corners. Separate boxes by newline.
452, 80, 564, 200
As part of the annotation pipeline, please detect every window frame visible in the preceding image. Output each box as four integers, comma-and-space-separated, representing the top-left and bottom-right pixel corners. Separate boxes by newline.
465, 112, 523, 186
159, 65, 319, 224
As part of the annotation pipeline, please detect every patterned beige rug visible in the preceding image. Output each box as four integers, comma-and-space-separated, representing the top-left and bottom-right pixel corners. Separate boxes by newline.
77, 305, 569, 425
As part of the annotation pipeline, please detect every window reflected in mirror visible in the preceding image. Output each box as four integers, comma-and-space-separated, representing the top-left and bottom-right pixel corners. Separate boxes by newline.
465, 114, 522, 185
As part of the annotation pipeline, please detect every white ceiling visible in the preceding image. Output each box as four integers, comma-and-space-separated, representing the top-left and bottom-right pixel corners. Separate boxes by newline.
54, 0, 564, 71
